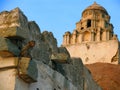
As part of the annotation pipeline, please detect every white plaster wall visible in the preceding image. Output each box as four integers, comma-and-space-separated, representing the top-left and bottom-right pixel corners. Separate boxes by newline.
15, 77, 29, 90
66, 40, 119, 64
0, 69, 17, 90
0, 57, 18, 68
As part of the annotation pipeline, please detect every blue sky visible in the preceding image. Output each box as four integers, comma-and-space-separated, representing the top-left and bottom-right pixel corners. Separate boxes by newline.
0, 0, 120, 46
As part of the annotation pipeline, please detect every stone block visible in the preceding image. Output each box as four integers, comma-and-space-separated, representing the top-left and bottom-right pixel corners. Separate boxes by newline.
0, 27, 28, 39
50, 53, 69, 63
0, 57, 18, 69
18, 57, 38, 83
0, 37, 20, 56
0, 8, 29, 39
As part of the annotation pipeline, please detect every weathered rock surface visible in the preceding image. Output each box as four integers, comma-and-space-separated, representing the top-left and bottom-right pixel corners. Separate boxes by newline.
0, 37, 20, 56
30, 31, 58, 65
29, 60, 101, 90
29, 61, 78, 90
0, 8, 29, 39
54, 58, 101, 90
18, 58, 38, 83
0, 8, 101, 90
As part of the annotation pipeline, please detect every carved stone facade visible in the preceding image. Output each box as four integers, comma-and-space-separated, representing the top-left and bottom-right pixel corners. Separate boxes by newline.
62, 2, 114, 45
62, 2, 120, 64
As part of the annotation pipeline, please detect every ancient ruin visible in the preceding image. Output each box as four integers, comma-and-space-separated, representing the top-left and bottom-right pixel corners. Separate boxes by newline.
0, 7, 101, 90
62, 2, 120, 64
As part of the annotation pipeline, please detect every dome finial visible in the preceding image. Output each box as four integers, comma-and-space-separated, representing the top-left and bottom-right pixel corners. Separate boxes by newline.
93, 1, 97, 5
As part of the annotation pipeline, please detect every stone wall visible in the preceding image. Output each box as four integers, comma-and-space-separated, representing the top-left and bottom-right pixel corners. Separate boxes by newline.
0, 69, 17, 90
29, 60, 101, 90
65, 40, 119, 64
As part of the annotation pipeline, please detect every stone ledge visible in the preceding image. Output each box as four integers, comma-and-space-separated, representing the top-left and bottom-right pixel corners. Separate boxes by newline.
0, 57, 38, 83
50, 53, 69, 63
0, 57, 18, 69
0, 27, 28, 39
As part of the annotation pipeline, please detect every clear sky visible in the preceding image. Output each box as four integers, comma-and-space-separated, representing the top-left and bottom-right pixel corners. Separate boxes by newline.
0, 0, 120, 46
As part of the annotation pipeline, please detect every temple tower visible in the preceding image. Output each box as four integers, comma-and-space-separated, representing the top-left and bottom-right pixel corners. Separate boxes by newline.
62, 2, 120, 64
62, 2, 114, 45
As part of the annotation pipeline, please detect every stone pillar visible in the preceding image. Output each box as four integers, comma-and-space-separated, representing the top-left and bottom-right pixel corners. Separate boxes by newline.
96, 28, 101, 42
77, 34, 83, 43
72, 34, 76, 44
91, 30, 94, 41
96, 31, 100, 42
102, 31, 107, 41
91, 20, 94, 27
63, 34, 70, 46
66, 34, 70, 45
106, 30, 110, 40
62, 35, 67, 46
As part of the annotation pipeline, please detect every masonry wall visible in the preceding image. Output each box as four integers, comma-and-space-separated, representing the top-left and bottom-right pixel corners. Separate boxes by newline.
65, 40, 119, 64
0, 69, 17, 90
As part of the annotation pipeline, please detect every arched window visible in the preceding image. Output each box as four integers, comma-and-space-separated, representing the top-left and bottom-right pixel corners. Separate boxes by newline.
83, 31, 90, 41
87, 19, 91, 28
81, 27, 84, 30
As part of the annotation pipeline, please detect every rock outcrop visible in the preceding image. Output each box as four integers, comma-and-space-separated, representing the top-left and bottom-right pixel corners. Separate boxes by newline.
0, 8, 101, 90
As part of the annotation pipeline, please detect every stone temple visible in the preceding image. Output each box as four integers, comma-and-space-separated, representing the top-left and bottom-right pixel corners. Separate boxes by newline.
62, 2, 120, 64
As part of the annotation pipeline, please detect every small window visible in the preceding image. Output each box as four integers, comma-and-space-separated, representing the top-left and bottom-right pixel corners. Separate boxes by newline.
81, 27, 84, 30
87, 19, 91, 28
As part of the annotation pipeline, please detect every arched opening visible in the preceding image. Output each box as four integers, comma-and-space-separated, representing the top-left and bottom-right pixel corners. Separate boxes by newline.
81, 27, 84, 30
87, 19, 91, 28
83, 31, 91, 41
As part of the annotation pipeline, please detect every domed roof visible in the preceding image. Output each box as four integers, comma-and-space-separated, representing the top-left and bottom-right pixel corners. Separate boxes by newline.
82, 2, 108, 15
